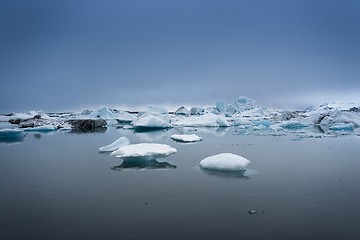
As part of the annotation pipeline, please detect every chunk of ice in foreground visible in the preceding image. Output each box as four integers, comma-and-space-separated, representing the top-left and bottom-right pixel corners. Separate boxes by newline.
171, 134, 202, 142
199, 153, 250, 172
111, 143, 177, 160
99, 136, 130, 152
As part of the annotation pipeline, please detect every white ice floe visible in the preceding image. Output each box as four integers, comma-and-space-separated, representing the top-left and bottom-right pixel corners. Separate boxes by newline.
132, 115, 172, 129
199, 153, 250, 172
99, 136, 130, 152
111, 143, 177, 160
171, 134, 202, 142
173, 113, 230, 127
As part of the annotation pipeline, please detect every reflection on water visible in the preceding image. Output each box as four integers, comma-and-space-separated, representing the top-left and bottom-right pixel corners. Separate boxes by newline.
0, 130, 25, 144
70, 127, 107, 134
111, 158, 176, 170
133, 129, 172, 143
200, 168, 250, 180
176, 127, 229, 136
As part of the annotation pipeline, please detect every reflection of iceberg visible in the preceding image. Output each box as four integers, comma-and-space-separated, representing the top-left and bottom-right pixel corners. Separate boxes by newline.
111, 143, 177, 160
0, 129, 25, 144
134, 129, 172, 143
111, 159, 176, 170
200, 168, 250, 180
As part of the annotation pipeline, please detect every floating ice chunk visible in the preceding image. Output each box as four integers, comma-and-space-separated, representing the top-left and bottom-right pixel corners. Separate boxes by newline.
199, 153, 250, 172
99, 136, 130, 152
173, 113, 230, 127
111, 143, 177, 160
23, 125, 57, 132
328, 123, 355, 132
175, 106, 190, 116
133, 115, 172, 130
171, 134, 202, 142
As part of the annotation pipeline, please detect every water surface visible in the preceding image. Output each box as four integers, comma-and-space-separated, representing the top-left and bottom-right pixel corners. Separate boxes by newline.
1, 127, 359, 240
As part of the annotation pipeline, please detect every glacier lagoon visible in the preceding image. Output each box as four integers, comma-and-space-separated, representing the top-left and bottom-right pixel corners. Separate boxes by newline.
1, 126, 359, 240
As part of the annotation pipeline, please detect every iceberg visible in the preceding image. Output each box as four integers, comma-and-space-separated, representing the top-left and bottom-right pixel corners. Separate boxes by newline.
199, 153, 250, 172
174, 106, 190, 116
99, 136, 130, 152
95, 106, 119, 119
132, 115, 172, 130
111, 143, 177, 160
171, 134, 202, 142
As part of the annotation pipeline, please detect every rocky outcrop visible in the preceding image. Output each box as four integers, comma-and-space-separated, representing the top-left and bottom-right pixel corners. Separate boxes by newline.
66, 119, 107, 131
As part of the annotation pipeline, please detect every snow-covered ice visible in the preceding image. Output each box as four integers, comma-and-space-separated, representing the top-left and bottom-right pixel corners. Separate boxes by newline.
111, 143, 177, 160
171, 134, 202, 142
173, 113, 230, 127
199, 153, 250, 172
99, 136, 130, 152
132, 115, 172, 130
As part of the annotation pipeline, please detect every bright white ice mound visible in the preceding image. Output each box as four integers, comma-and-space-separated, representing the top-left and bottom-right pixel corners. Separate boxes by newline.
199, 153, 250, 172
173, 113, 230, 127
111, 143, 177, 160
99, 136, 130, 152
171, 134, 202, 142
133, 115, 172, 129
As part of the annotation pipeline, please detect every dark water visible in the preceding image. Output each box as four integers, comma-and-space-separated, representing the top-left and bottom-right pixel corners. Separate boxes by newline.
1, 127, 359, 240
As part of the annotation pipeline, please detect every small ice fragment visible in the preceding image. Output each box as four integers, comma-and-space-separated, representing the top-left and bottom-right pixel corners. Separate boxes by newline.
199, 153, 250, 172
171, 134, 202, 142
248, 210, 257, 214
99, 136, 130, 152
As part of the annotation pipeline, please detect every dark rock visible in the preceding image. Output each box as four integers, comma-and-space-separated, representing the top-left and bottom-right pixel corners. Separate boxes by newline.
9, 118, 22, 124
315, 114, 329, 125
19, 122, 35, 128
248, 210, 257, 215
66, 119, 107, 132
349, 107, 359, 112
33, 114, 42, 119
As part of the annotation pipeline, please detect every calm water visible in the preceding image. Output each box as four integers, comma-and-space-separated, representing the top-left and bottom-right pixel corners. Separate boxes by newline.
1, 127, 359, 240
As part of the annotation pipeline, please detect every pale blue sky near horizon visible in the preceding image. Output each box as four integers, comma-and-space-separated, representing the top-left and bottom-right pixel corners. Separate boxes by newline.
1, 0, 359, 113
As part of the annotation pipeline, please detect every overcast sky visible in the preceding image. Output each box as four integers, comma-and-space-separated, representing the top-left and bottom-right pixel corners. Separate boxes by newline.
1, 0, 359, 112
